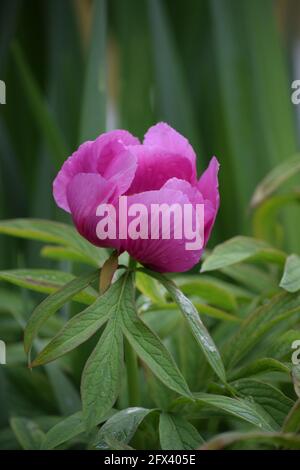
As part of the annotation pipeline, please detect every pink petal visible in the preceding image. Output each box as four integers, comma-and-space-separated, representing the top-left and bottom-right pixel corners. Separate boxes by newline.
120, 188, 203, 272
53, 130, 139, 212
197, 156, 220, 210
66, 173, 121, 250
197, 157, 220, 242
126, 145, 196, 195
143, 122, 197, 178
163, 178, 216, 246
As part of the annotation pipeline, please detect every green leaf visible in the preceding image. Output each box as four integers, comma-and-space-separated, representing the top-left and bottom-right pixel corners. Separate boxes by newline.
159, 413, 203, 450
41, 411, 84, 450
232, 379, 293, 428
94, 407, 154, 450
24, 270, 99, 354
0, 269, 97, 304
140, 269, 226, 383
229, 358, 290, 382
10, 417, 45, 450
136, 271, 166, 304
41, 410, 114, 450
251, 154, 300, 209
175, 278, 237, 311
220, 264, 276, 294
224, 291, 300, 368
40, 245, 96, 266
30, 274, 127, 367
282, 399, 300, 433
80, 0, 106, 142
201, 236, 286, 272
0, 218, 108, 266
280, 254, 300, 293
193, 393, 276, 431
120, 274, 192, 399
200, 431, 300, 450
81, 317, 123, 429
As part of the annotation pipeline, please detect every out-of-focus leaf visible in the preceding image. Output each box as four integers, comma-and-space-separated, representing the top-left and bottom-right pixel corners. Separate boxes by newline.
10, 417, 45, 450
159, 413, 203, 450
24, 270, 99, 354
220, 264, 277, 294
142, 309, 181, 338
252, 192, 300, 245
0, 218, 108, 266
251, 155, 300, 209
40, 245, 95, 266
0, 269, 97, 304
94, 407, 154, 450
224, 291, 300, 368
45, 363, 81, 416
201, 236, 286, 273
280, 254, 300, 293
174, 278, 237, 311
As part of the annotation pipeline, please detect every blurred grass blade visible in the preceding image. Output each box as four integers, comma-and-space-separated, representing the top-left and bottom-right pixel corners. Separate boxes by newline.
11, 42, 68, 168
252, 192, 300, 245
251, 155, 300, 208
80, 0, 107, 142
147, 0, 202, 159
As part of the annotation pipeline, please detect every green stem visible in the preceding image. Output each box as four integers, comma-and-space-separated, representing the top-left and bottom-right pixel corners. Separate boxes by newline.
128, 256, 137, 271
125, 338, 140, 407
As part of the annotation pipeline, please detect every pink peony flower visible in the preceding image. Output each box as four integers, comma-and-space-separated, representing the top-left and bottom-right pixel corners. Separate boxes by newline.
53, 123, 219, 272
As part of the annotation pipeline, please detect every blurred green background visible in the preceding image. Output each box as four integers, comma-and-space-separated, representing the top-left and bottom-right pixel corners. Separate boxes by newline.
1, 0, 300, 271
1, 0, 300, 449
